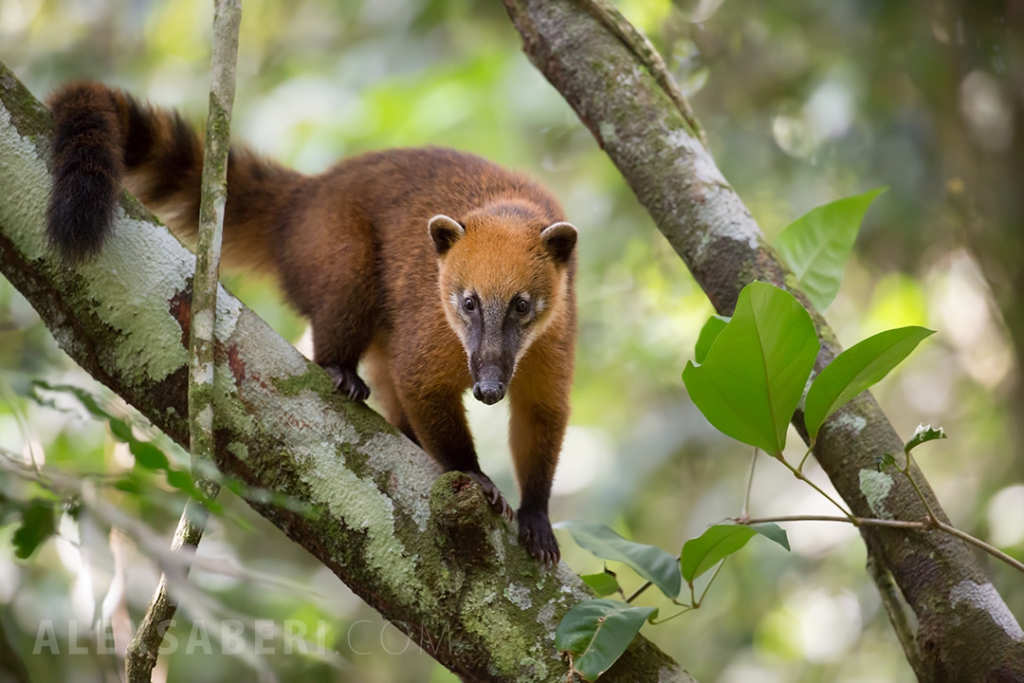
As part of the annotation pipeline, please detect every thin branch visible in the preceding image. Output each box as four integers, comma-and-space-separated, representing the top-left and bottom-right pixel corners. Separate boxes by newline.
865, 552, 927, 681
625, 579, 653, 604
740, 447, 758, 519
739, 515, 1024, 574
125, 1, 241, 680
775, 454, 854, 522
797, 445, 813, 473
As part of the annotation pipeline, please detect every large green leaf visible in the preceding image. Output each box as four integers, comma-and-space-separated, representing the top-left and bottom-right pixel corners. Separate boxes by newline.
774, 188, 886, 312
682, 282, 819, 455
554, 520, 681, 599
805, 326, 934, 440
680, 523, 789, 583
555, 599, 656, 682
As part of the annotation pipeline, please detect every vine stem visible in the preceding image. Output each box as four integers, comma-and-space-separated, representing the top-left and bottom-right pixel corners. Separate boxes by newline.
740, 448, 758, 520
775, 453, 855, 522
624, 580, 653, 604
125, 1, 240, 681
739, 515, 1024, 575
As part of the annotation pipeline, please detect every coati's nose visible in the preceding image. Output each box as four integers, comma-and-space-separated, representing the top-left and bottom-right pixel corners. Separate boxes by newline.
473, 381, 506, 405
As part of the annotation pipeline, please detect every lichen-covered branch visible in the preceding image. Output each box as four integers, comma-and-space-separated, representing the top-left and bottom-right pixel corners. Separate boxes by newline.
0, 64, 693, 682
500, 1, 1024, 679
125, 1, 241, 680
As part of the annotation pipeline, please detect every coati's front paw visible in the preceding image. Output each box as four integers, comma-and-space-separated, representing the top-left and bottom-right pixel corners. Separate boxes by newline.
322, 364, 371, 402
466, 471, 514, 521
518, 508, 560, 567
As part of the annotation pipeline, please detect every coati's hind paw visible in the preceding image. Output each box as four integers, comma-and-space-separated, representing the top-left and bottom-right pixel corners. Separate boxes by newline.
322, 364, 371, 402
518, 508, 560, 567
466, 471, 514, 521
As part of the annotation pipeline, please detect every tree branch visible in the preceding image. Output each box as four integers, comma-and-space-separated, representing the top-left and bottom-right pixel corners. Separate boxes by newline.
499, 1, 1024, 679
0, 64, 693, 682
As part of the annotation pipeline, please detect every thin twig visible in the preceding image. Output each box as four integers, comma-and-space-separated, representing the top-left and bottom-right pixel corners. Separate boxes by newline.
125, 1, 241, 680
865, 552, 927, 680
625, 579, 653, 604
775, 454, 855, 522
694, 557, 726, 608
797, 444, 813, 473
739, 515, 1024, 575
741, 447, 758, 519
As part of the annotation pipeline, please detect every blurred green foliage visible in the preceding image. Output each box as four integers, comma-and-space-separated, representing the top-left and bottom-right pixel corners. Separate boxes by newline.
1, 0, 1022, 682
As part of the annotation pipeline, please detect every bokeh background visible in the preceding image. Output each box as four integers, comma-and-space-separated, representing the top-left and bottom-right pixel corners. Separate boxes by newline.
1, 0, 1022, 681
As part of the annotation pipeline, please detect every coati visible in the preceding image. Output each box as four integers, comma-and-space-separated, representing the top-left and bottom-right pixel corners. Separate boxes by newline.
46, 82, 576, 565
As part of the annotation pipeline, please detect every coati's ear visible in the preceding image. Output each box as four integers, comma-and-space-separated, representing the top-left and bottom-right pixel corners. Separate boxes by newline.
428, 215, 465, 256
540, 221, 578, 264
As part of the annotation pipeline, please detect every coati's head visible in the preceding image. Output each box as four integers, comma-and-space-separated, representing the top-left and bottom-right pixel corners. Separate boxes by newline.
429, 202, 577, 405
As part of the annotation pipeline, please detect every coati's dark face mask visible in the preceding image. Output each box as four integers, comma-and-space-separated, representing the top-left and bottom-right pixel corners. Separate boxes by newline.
427, 211, 577, 404
450, 289, 541, 404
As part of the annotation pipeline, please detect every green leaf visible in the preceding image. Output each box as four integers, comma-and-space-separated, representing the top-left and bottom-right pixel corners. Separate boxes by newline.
554, 520, 681, 599
30, 381, 113, 420
108, 418, 134, 444
749, 523, 790, 551
13, 500, 56, 559
555, 599, 656, 682
165, 469, 193, 491
774, 188, 886, 312
805, 326, 934, 440
130, 441, 169, 471
905, 425, 947, 455
682, 282, 818, 455
680, 523, 788, 583
581, 571, 621, 598
694, 315, 729, 364
875, 453, 897, 472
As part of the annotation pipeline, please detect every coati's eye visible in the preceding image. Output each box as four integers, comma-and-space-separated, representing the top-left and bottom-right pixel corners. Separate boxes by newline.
515, 298, 529, 314
463, 297, 475, 312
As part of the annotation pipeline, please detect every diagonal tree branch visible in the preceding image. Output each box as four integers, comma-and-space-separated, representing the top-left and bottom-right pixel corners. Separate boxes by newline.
0, 63, 693, 682
500, 1, 1024, 680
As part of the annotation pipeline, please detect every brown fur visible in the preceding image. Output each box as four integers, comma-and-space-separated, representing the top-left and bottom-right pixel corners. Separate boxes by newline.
46, 82, 577, 564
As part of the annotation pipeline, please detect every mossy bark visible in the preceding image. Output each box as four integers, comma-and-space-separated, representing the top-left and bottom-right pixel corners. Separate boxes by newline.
500, 1, 1024, 680
0, 63, 695, 682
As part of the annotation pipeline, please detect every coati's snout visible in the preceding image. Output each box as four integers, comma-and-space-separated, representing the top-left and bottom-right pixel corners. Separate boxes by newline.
472, 380, 506, 405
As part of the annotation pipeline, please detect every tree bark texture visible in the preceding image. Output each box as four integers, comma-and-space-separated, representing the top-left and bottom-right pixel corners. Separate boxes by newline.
0, 65, 694, 682
500, 1, 1024, 681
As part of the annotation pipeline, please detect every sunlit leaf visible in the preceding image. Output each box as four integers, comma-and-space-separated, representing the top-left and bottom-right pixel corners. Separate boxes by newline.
905, 425, 947, 454
581, 571, 621, 597
554, 520, 681, 599
680, 523, 789, 583
13, 500, 56, 559
774, 188, 886, 312
694, 315, 729, 365
683, 282, 818, 455
555, 599, 656, 682
804, 326, 934, 440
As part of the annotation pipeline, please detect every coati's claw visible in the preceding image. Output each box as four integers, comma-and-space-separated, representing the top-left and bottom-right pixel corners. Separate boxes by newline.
518, 508, 560, 567
466, 471, 513, 520
322, 364, 370, 402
